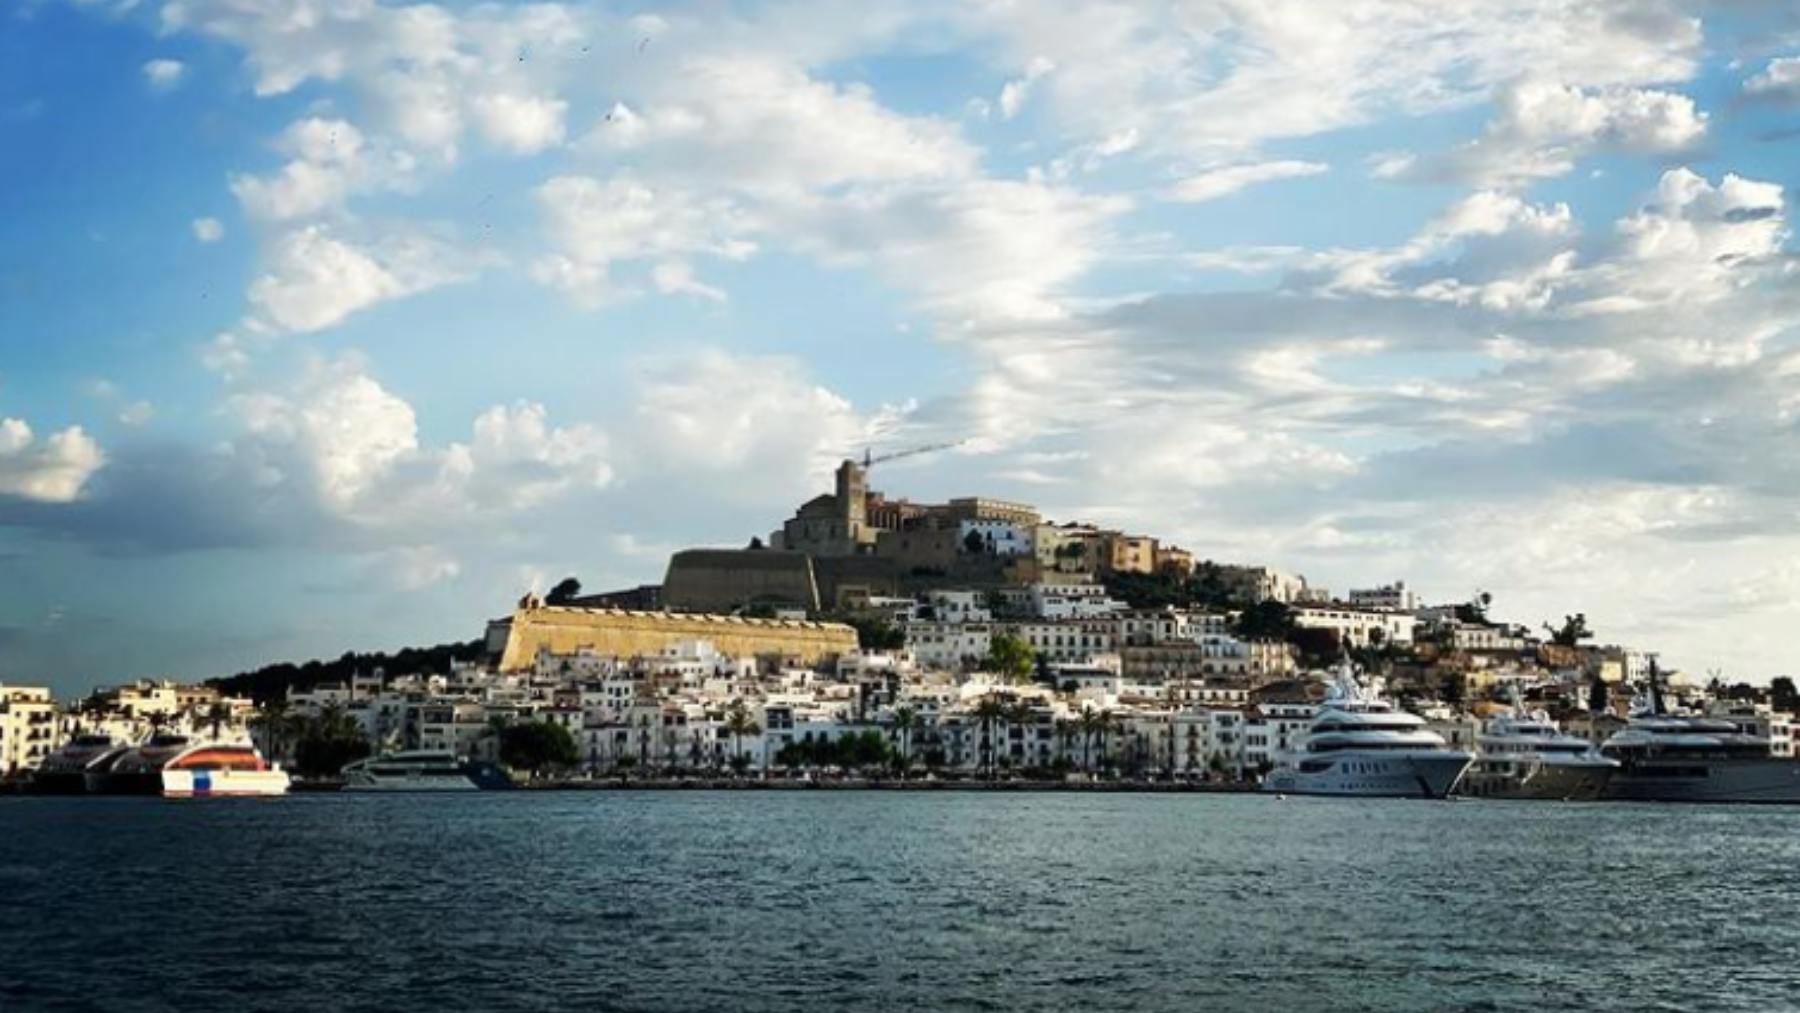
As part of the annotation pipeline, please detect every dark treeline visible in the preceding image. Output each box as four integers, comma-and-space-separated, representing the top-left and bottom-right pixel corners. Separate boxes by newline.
209, 640, 488, 704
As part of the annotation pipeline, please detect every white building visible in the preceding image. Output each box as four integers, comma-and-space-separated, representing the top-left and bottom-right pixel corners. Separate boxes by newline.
905, 620, 994, 671
1027, 582, 1129, 620
959, 519, 1033, 557
1218, 565, 1309, 604
1290, 604, 1418, 648
0, 684, 59, 775
1347, 581, 1418, 611
925, 590, 992, 623
1008, 620, 1118, 664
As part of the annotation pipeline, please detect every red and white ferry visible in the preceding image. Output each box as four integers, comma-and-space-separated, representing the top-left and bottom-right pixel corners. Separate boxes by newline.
107, 733, 291, 798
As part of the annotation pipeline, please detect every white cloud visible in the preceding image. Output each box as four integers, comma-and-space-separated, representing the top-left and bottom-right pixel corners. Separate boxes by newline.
779, 178, 1129, 323
0, 418, 105, 503
1412, 81, 1706, 187
531, 174, 753, 307
1745, 56, 1800, 100
230, 117, 416, 222
142, 58, 185, 91
190, 217, 224, 243
248, 224, 470, 333
631, 349, 884, 503
1169, 160, 1328, 203
470, 92, 567, 154
998, 55, 1054, 119
582, 55, 975, 192
229, 358, 611, 525
117, 401, 155, 427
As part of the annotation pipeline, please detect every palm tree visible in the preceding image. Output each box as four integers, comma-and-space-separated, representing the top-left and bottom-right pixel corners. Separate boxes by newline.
201, 701, 232, 742
1007, 699, 1035, 773
1078, 709, 1101, 774
252, 698, 291, 761
723, 701, 761, 775
1054, 718, 1077, 771
892, 705, 919, 775
972, 697, 1006, 779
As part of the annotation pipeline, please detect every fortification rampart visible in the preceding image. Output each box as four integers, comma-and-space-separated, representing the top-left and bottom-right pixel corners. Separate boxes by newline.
497, 605, 858, 672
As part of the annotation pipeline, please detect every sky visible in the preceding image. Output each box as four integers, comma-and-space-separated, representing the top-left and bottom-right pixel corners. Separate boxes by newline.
4, 0, 1800, 696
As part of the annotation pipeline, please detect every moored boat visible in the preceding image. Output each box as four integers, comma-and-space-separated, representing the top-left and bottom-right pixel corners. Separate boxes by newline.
107, 732, 290, 797
1458, 692, 1617, 800
1262, 662, 1473, 799
30, 734, 130, 795
342, 749, 512, 792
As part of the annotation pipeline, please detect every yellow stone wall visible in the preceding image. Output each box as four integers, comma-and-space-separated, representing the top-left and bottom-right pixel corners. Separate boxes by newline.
498, 606, 859, 672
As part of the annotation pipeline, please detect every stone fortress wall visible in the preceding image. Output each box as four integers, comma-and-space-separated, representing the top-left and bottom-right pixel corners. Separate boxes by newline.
497, 604, 858, 672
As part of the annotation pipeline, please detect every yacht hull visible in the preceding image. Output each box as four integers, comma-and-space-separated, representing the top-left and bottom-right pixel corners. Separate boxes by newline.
162, 769, 291, 798
1262, 751, 1473, 799
26, 770, 93, 795
1602, 759, 1800, 803
343, 774, 481, 792
1457, 759, 1615, 801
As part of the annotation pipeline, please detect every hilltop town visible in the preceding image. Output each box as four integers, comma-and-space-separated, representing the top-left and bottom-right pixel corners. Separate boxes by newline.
5, 457, 1796, 783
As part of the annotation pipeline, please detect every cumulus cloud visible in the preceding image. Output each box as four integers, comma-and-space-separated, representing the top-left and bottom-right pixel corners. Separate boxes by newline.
141, 58, 185, 91
531, 174, 754, 307
630, 348, 894, 507
1396, 81, 1706, 187
1169, 160, 1329, 203
247, 224, 471, 333
230, 118, 415, 222
998, 56, 1054, 119
227, 357, 611, 526
1745, 56, 1800, 101
0, 419, 105, 503
470, 92, 567, 154
190, 217, 224, 242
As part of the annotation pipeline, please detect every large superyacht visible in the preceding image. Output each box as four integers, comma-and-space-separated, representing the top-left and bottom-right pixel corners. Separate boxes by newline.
1600, 679, 1800, 803
1261, 662, 1474, 799
1457, 689, 1617, 800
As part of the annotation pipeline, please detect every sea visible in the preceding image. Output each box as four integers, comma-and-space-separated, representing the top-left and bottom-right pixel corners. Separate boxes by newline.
3, 792, 1797, 1012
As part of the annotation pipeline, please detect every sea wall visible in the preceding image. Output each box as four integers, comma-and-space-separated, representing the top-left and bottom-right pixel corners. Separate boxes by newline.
498, 605, 858, 672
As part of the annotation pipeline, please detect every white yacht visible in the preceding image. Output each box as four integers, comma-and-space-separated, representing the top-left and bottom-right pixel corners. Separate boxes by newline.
1459, 693, 1617, 800
31, 733, 131, 795
1600, 686, 1800, 803
341, 749, 510, 791
1261, 663, 1473, 799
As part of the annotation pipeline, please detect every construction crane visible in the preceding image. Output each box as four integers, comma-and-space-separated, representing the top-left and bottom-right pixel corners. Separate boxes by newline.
857, 440, 965, 469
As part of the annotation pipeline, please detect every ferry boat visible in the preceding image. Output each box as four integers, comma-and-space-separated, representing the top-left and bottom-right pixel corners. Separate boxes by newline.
1261, 662, 1473, 799
106, 732, 290, 797
30, 733, 131, 795
1600, 685, 1800, 803
341, 749, 512, 792
1458, 695, 1617, 801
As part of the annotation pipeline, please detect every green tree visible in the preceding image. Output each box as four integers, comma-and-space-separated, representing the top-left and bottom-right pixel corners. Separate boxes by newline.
963, 529, 988, 555
291, 704, 372, 778
1454, 591, 1493, 625
1545, 613, 1594, 647
985, 633, 1036, 683
723, 700, 761, 775
1008, 699, 1036, 772
972, 696, 1007, 779
1232, 601, 1294, 640
891, 705, 920, 774
546, 576, 582, 605
249, 697, 292, 761
847, 616, 907, 651
1772, 676, 1798, 713
1588, 674, 1610, 713
499, 721, 580, 774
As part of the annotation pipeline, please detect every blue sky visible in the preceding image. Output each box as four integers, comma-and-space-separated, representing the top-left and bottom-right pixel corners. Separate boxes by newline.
5, 0, 1800, 696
